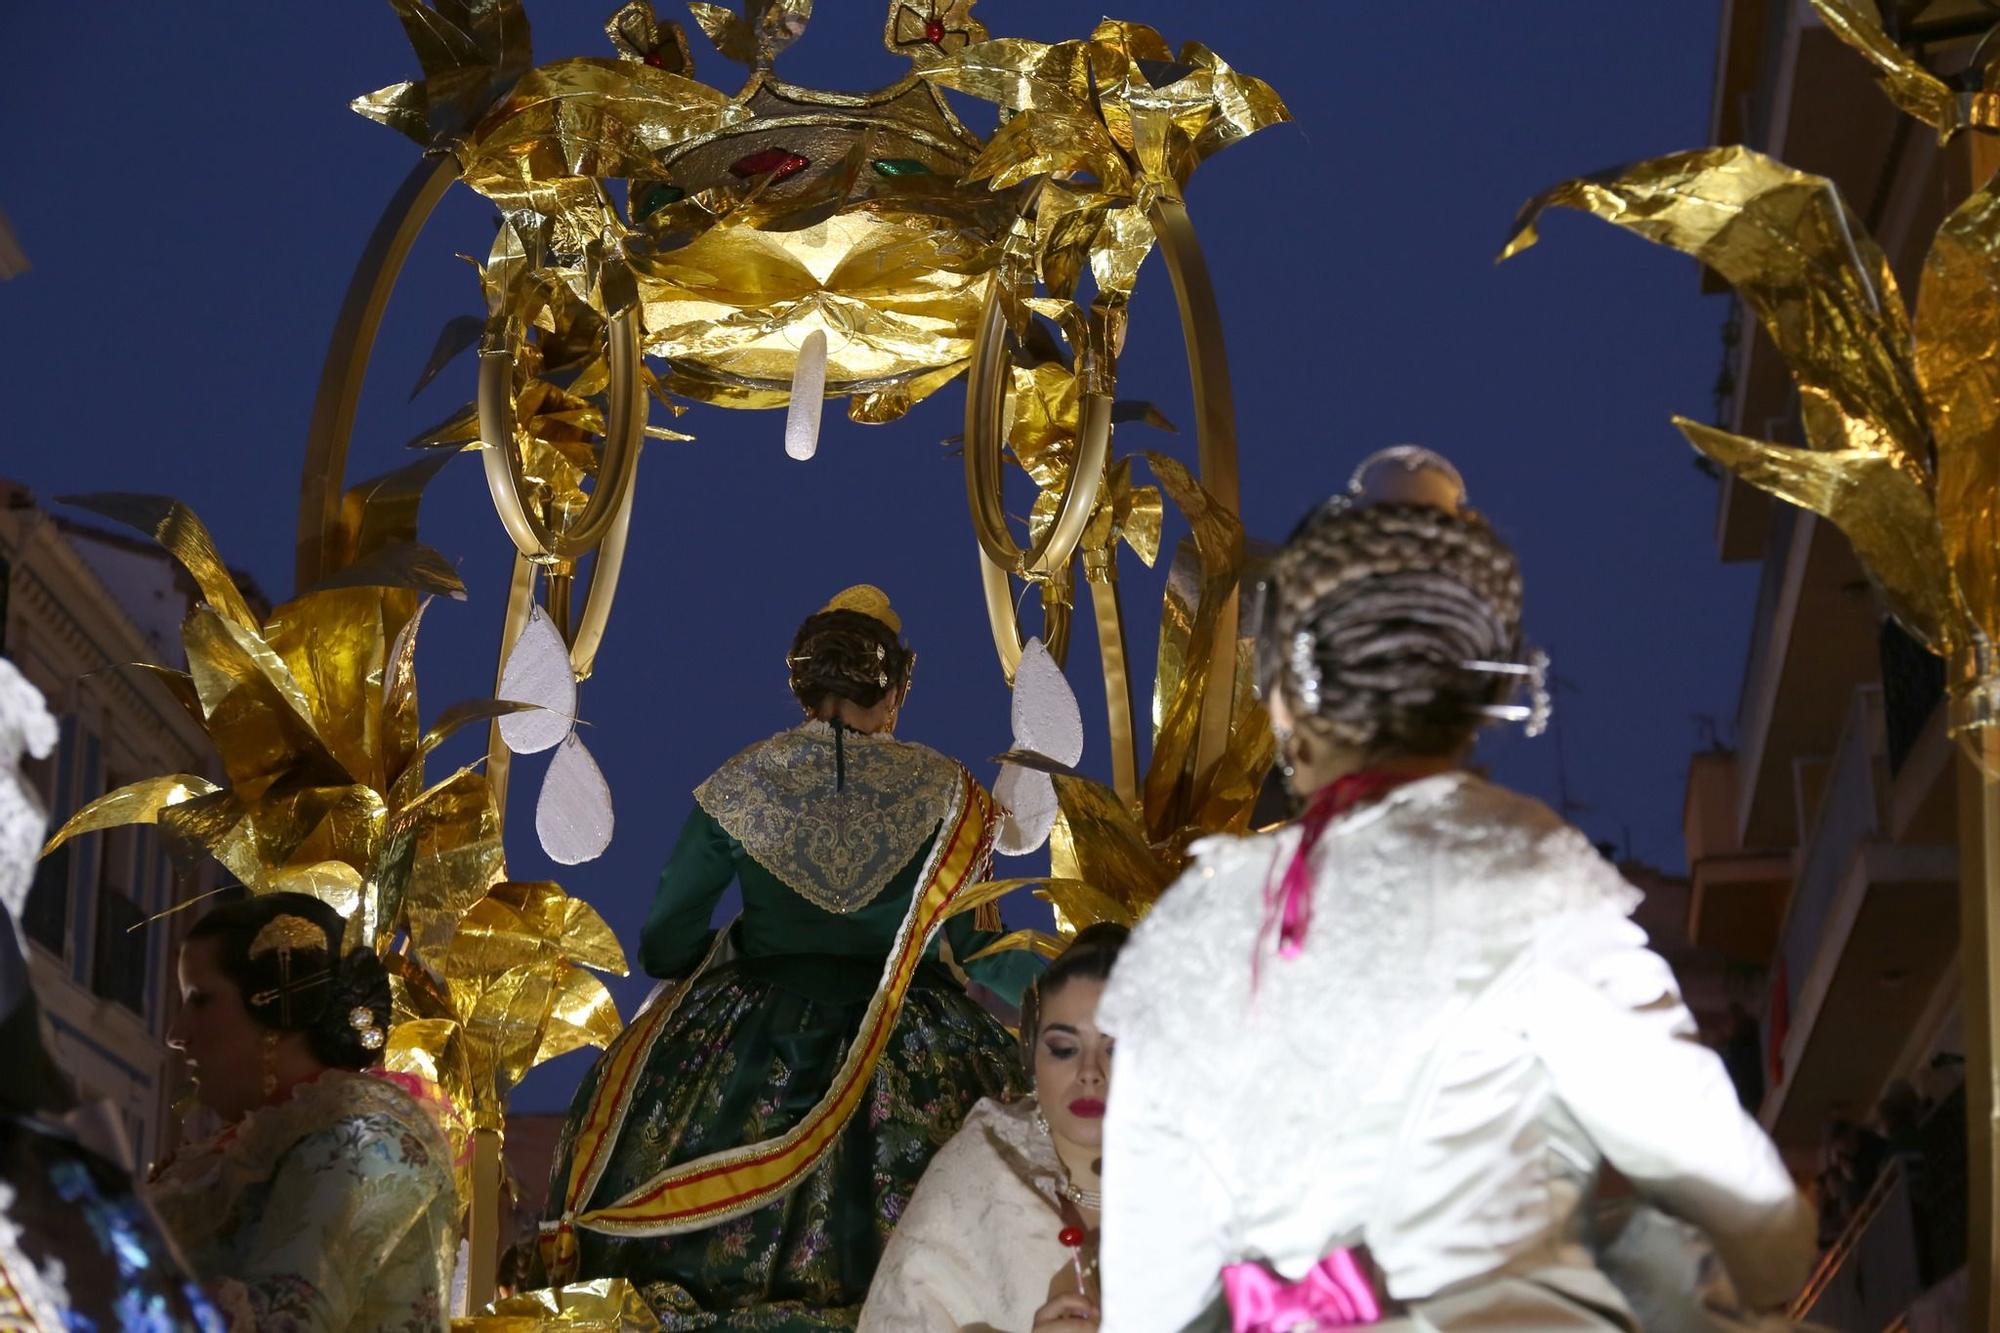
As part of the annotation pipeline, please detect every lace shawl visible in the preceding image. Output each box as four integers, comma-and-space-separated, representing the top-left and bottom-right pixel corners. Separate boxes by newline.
148, 1069, 458, 1332
694, 721, 962, 913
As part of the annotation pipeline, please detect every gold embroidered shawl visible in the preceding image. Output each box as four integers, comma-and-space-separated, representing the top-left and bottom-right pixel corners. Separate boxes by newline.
693, 721, 962, 913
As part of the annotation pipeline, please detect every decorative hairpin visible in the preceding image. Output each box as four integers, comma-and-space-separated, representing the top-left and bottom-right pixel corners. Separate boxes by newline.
1463, 649, 1552, 738
348, 1005, 386, 1052
1289, 629, 1323, 715
247, 915, 334, 1026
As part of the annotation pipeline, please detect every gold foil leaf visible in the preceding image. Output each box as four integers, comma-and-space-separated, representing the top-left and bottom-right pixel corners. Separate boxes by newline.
59, 495, 261, 634
401, 768, 508, 951
962, 928, 1065, 962
471, 1279, 662, 1331
1504, 147, 1931, 486
920, 38, 1096, 118
1675, 418, 1952, 651
605, 2, 693, 76
886, 0, 986, 65
687, 0, 811, 68
532, 963, 622, 1066
460, 59, 747, 194
1051, 773, 1177, 910
966, 110, 1130, 194
1034, 878, 1138, 929
353, 0, 533, 148
42, 775, 218, 857
486, 881, 628, 975
1915, 176, 2000, 656
1807, 0, 1965, 141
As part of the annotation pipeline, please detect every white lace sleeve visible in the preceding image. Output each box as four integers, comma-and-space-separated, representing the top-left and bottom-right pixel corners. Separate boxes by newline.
1096, 857, 1245, 1333
1522, 905, 1816, 1309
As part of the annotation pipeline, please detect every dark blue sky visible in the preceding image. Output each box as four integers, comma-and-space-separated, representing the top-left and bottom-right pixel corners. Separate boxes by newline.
1, 3, 1753, 1110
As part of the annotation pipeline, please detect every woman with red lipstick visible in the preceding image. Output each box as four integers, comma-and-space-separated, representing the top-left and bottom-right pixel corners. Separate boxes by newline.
859, 924, 1127, 1333
1093, 449, 1818, 1331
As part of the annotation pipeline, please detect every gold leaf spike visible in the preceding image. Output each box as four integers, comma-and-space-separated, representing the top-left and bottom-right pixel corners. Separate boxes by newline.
401, 768, 508, 952
1503, 147, 1931, 487
1675, 418, 1953, 653
531, 962, 623, 1065
487, 881, 628, 975
1916, 175, 2000, 661
1034, 878, 1139, 929
963, 928, 1066, 962
354, 0, 533, 149
59, 495, 261, 634
1807, 0, 1965, 140
41, 775, 218, 857
605, 1, 694, 76
919, 38, 1096, 118
459, 59, 747, 196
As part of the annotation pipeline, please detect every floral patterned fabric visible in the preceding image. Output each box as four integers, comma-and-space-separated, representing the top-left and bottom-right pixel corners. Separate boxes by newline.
148, 1070, 459, 1333
545, 960, 1027, 1330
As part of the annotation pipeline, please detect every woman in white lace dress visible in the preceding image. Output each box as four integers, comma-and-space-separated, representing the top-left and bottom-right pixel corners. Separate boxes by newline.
859, 924, 1127, 1333
1095, 450, 1816, 1331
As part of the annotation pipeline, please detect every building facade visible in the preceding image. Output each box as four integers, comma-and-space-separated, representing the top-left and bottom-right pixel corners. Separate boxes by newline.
1688, 2, 1983, 1325
0, 483, 236, 1171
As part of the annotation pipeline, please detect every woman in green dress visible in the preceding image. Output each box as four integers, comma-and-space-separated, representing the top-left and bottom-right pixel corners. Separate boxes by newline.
541, 586, 1041, 1329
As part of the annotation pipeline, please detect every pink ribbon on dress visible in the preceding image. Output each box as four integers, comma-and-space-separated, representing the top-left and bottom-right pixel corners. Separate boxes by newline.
1259, 772, 1414, 968
1222, 1252, 1381, 1331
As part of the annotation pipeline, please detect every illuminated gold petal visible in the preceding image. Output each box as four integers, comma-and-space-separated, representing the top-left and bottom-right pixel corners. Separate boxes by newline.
263, 588, 393, 791
158, 789, 268, 891
1806, 0, 1963, 139
486, 881, 628, 975
1051, 773, 1176, 914
399, 768, 507, 953
1034, 877, 1139, 929
965, 110, 1131, 193
461, 59, 747, 194
59, 495, 260, 633
1915, 176, 2000, 658
962, 929, 1065, 962
1503, 147, 1931, 485
531, 962, 622, 1066
1088, 204, 1157, 305
1089, 19, 1174, 63
1676, 418, 1951, 651
919, 37, 1096, 118
183, 608, 345, 793
1138, 452, 1244, 835
42, 775, 217, 857
337, 453, 458, 567
475, 1279, 662, 1330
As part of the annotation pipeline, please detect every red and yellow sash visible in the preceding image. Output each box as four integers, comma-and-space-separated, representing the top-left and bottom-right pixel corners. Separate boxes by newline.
542, 766, 993, 1274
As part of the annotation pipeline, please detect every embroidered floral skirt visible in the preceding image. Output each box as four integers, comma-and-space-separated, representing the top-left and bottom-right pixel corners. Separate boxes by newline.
542, 956, 1025, 1330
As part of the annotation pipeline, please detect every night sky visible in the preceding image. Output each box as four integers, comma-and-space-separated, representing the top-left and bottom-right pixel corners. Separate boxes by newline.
1, 2, 1755, 1110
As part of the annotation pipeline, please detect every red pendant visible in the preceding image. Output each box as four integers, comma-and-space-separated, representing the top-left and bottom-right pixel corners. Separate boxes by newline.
924, 18, 946, 43
643, 50, 665, 67
1059, 1226, 1085, 1249
730, 148, 811, 183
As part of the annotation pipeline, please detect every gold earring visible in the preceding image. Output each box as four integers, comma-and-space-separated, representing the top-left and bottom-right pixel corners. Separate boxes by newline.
261, 1029, 279, 1100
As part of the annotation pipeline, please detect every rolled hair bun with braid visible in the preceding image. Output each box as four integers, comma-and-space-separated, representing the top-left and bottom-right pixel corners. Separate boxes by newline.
1018, 922, 1130, 1074
788, 609, 913, 713
187, 891, 393, 1072
1261, 494, 1524, 759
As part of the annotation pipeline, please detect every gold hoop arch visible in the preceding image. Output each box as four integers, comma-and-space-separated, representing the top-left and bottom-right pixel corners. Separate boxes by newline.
295, 155, 647, 816
963, 196, 1243, 804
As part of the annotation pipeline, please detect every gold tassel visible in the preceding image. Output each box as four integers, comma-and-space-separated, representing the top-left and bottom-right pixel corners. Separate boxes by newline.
974, 901, 1002, 932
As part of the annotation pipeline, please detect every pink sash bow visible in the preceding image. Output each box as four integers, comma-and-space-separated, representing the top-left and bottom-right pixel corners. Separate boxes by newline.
1221, 1251, 1381, 1332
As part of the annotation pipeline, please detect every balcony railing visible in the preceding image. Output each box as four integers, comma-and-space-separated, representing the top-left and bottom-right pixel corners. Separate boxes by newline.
1777, 687, 1885, 1019
1793, 1086, 1967, 1326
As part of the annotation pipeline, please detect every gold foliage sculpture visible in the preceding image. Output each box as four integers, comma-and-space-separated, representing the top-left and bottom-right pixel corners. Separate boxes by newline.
40, 484, 628, 1163
1500, 13, 2000, 749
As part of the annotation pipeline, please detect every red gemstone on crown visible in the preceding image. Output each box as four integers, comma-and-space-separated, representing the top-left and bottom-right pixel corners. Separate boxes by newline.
730, 148, 811, 183
643, 50, 665, 67
1059, 1226, 1085, 1248
924, 18, 946, 43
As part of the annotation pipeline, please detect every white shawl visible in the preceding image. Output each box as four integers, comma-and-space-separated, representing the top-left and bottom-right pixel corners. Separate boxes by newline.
860, 1096, 1077, 1333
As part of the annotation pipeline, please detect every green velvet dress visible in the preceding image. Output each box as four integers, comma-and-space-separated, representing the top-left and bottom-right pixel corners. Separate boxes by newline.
543, 723, 1038, 1330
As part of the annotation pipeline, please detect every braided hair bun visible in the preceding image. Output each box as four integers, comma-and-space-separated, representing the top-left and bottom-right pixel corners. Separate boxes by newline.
788, 609, 913, 713
186, 891, 392, 1072
1259, 454, 1524, 759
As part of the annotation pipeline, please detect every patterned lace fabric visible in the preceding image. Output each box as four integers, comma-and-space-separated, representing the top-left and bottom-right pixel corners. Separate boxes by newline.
148, 1070, 459, 1333
694, 722, 962, 914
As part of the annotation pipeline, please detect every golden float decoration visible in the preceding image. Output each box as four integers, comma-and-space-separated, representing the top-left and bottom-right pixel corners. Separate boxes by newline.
1501, 2, 2000, 1320
38, 0, 1287, 1316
